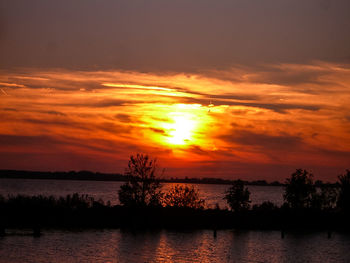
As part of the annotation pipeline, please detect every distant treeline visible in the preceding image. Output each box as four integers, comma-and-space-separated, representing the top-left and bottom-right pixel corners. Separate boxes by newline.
0, 169, 332, 186
0, 169, 126, 182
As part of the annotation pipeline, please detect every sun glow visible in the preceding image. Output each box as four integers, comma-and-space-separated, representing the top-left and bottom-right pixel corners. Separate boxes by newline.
167, 115, 196, 145
156, 104, 207, 147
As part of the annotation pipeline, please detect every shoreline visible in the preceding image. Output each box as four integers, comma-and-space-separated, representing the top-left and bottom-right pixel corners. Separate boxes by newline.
0, 169, 289, 186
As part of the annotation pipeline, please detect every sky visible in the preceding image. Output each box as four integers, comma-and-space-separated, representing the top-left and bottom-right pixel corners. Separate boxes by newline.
1, 0, 350, 181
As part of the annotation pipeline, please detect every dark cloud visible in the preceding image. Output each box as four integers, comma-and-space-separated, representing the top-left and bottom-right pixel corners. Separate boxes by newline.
97, 122, 132, 135
210, 93, 263, 101
185, 97, 321, 113
43, 110, 66, 116
61, 99, 128, 108
313, 147, 350, 160
18, 116, 133, 137
149, 128, 166, 135
114, 113, 132, 123
238, 102, 320, 113
0, 134, 59, 147
2, 108, 18, 112
0, 151, 125, 173
247, 67, 330, 87
0, 133, 139, 158
202, 63, 349, 95
221, 130, 302, 151
187, 145, 209, 156
21, 118, 74, 127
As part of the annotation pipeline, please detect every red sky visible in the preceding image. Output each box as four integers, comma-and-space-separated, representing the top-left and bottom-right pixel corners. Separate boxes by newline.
1, 1, 350, 181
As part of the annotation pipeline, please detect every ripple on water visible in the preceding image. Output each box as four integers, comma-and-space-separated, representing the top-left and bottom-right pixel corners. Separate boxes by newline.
1, 229, 350, 263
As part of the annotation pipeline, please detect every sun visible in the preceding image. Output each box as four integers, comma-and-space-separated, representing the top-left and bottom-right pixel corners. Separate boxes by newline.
159, 104, 202, 146
145, 103, 213, 149
167, 115, 196, 145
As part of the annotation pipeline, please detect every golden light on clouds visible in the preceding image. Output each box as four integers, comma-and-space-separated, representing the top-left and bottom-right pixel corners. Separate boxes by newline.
135, 103, 216, 157
0, 62, 350, 180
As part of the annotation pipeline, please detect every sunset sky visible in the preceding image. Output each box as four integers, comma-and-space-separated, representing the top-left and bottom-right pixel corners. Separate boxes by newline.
1, 0, 350, 181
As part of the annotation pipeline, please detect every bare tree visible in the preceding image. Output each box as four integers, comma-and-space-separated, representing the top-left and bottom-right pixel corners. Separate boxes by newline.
118, 154, 163, 207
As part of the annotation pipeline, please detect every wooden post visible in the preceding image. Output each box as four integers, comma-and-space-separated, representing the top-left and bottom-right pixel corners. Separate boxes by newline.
327, 231, 332, 239
33, 226, 41, 237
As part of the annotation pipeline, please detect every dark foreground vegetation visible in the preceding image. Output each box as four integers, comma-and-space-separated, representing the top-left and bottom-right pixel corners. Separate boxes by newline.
0, 154, 349, 232
0, 193, 349, 231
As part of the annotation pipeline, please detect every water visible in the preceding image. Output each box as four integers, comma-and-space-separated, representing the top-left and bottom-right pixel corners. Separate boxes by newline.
1, 179, 349, 262
0, 178, 284, 208
1, 229, 350, 263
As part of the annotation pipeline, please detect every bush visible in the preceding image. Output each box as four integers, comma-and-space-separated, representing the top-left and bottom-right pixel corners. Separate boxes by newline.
163, 185, 205, 209
310, 186, 337, 210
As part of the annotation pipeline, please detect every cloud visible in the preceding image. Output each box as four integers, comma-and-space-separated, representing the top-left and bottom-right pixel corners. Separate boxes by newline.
0, 64, 349, 180
0, 134, 59, 147
221, 130, 302, 151
2, 108, 18, 112
204, 63, 350, 90
43, 110, 66, 116
149, 128, 166, 135
114, 113, 132, 123
184, 97, 321, 113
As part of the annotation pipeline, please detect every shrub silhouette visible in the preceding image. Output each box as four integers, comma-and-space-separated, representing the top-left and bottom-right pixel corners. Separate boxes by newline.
163, 185, 205, 209
284, 169, 315, 209
310, 185, 337, 210
224, 180, 251, 212
337, 169, 350, 212
118, 154, 163, 207
2, 193, 97, 210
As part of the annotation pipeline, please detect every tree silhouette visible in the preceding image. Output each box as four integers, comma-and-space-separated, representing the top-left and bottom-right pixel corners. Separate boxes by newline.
337, 169, 350, 212
118, 154, 163, 207
284, 169, 315, 209
224, 180, 251, 212
163, 185, 205, 209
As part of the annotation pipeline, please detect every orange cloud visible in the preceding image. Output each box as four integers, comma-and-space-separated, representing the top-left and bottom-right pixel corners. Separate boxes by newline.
0, 63, 349, 181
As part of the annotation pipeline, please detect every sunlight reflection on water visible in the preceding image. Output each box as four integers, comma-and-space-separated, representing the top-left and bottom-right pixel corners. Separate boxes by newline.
0, 229, 350, 263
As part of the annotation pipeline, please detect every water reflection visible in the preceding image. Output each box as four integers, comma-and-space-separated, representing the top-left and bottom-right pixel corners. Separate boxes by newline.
1, 229, 350, 263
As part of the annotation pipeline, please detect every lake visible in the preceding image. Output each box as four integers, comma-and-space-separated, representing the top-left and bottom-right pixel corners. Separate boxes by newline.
1, 229, 350, 263
1, 178, 350, 262
0, 178, 284, 208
